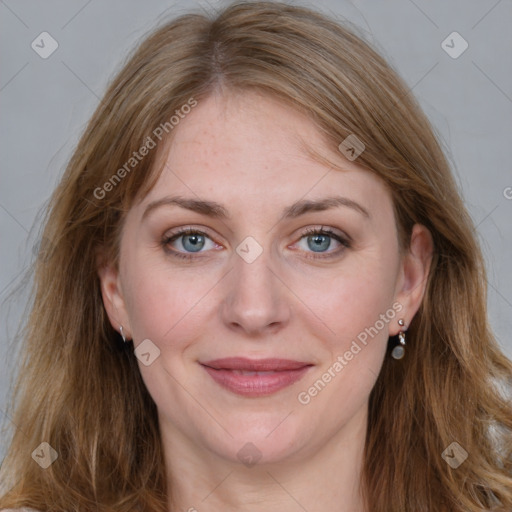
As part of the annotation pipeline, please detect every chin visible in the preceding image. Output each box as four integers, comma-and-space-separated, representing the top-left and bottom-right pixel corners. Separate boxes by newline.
203, 413, 315, 467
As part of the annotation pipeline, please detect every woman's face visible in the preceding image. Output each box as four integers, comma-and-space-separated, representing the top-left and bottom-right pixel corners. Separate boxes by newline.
100, 90, 430, 466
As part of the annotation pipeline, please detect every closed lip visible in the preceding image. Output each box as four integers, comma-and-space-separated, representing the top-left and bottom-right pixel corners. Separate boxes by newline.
200, 357, 312, 372
200, 357, 313, 397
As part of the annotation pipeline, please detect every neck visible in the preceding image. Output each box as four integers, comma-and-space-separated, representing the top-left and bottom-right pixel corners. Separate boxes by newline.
161, 406, 369, 512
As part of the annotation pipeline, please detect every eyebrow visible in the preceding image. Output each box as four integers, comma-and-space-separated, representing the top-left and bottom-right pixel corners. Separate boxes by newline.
142, 194, 370, 222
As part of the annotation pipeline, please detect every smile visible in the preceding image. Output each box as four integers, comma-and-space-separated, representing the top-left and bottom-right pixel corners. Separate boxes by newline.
200, 357, 313, 397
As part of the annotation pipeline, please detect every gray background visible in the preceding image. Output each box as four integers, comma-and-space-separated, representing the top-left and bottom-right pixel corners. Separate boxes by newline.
1, 0, 511, 461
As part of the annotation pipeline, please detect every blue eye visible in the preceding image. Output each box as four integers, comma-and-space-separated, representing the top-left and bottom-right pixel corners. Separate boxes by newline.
296, 227, 350, 258
179, 232, 205, 252
306, 232, 332, 252
162, 226, 350, 261
162, 228, 216, 259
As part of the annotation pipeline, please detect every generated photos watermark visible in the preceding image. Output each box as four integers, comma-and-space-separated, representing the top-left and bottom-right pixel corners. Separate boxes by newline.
298, 301, 403, 405
93, 97, 198, 200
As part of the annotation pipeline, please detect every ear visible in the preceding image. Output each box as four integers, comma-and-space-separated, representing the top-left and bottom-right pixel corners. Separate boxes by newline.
97, 262, 132, 340
391, 223, 433, 335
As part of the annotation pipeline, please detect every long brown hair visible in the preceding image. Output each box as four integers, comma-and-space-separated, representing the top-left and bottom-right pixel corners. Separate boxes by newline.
1, 2, 511, 511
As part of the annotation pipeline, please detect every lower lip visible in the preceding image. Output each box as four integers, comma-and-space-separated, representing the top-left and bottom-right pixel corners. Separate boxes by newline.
202, 365, 311, 397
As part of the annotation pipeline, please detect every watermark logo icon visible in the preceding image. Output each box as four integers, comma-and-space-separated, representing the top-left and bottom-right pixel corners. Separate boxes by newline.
134, 339, 161, 366
31, 442, 58, 469
237, 442, 262, 467
236, 236, 263, 264
31, 32, 59, 59
338, 134, 365, 161
442, 441, 468, 469
32, 235, 56, 264
441, 32, 468, 59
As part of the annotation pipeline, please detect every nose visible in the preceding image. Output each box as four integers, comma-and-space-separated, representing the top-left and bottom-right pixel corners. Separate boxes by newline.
220, 245, 291, 337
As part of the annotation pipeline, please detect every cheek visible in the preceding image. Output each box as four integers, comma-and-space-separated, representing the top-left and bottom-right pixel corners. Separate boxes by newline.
292, 255, 399, 413
294, 282, 391, 429
292, 257, 398, 344
122, 256, 216, 346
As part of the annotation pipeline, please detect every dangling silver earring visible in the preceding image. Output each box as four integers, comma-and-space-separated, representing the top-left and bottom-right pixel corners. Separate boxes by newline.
391, 319, 406, 360
119, 325, 127, 343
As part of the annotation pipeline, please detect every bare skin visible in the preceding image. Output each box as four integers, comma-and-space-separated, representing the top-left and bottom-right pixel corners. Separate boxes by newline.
99, 90, 433, 511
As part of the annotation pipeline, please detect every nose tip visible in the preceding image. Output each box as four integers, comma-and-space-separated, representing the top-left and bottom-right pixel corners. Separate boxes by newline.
220, 250, 291, 336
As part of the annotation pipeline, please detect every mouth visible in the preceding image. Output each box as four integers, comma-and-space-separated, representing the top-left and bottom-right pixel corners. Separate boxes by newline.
200, 357, 313, 397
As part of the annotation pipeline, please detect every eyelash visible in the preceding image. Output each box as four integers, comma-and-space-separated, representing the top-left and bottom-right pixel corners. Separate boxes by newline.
161, 226, 351, 261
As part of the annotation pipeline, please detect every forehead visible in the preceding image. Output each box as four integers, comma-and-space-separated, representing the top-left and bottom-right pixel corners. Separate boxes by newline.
132, 91, 392, 221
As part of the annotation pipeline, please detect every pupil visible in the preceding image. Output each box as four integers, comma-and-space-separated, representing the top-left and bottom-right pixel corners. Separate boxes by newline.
309, 234, 329, 252
184, 234, 204, 252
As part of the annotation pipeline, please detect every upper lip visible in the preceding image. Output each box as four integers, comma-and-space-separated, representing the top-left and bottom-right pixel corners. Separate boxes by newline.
201, 357, 312, 371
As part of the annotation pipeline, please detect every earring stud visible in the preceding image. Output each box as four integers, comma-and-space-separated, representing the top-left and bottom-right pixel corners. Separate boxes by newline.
391, 319, 406, 360
119, 325, 127, 343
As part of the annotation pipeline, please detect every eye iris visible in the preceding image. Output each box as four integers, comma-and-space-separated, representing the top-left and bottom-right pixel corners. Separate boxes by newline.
308, 234, 330, 252
173, 231, 337, 255
182, 234, 205, 252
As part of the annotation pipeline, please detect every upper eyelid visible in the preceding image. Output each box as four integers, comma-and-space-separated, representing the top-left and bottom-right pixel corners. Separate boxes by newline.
164, 226, 218, 243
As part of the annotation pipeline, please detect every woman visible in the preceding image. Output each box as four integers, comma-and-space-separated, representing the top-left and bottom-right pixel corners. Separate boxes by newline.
1, 1, 511, 511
